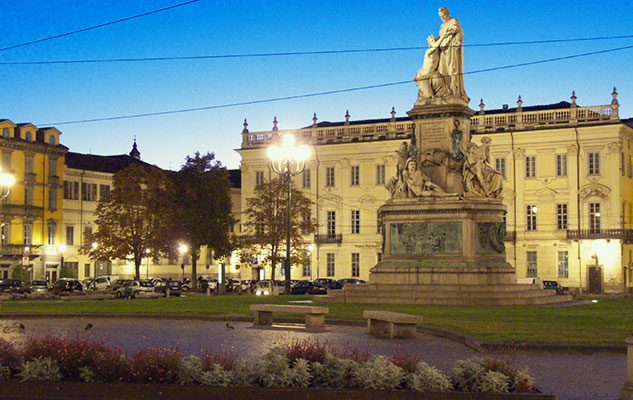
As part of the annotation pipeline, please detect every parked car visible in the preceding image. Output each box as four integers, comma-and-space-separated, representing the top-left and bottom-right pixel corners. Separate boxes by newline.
338, 278, 367, 286
51, 278, 84, 295
254, 280, 279, 296
154, 280, 183, 297
0, 279, 24, 293
542, 280, 566, 294
290, 280, 327, 295
26, 280, 50, 295
91, 276, 112, 291
114, 280, 141, 298
314, 278, 342, 290
108, 279, 133, 292
198, 278, 218, 292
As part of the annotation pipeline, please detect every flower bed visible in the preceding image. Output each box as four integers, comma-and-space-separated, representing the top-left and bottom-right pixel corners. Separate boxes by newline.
0, 336, 556, 399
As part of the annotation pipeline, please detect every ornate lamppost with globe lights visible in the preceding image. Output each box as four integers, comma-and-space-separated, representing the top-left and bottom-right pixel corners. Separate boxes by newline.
266, 133, 311, 294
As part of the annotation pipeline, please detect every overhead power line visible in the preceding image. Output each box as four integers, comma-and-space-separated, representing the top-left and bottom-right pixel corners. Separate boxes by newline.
0, 0, 201, 53
4, 34, 633, 65
43, 43, 633, 126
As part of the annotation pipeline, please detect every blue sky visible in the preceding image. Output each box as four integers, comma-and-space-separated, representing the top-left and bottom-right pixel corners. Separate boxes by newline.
1, 0, 632, 169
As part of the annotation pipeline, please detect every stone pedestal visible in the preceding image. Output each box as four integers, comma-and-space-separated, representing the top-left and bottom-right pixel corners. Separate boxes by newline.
622, 337, 633, 400
408, 103, 475, 195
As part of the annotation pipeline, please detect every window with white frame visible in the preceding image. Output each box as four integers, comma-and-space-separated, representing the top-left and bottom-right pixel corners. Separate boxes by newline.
589, 202, 601, 232
47, 221, 56, 245
66, 226, 74, 246
556, 203, 568, 230
255, 171, 264, 187
81, 183, 97, 201
526, 251, 537, 277
99, 185, 111, 202
2, 128, 8, 139
525, 156, 536, 178
556, 154, 567, 177
302, 259, 311, 277
24, 156, 33, 174
2, 152, 11, 170
63, 181, 79, 200
376, 164, 385, 185
48, 189, 57, 211
327, 211, 336, 237
325, 166, 335, 187
588, 152, 600, 175
326, 253, 335, 277
526, 204, 537, 231
495, 158, 506, 179
350, 165, 359, 186
301, 212, 310, 235
351, 253, 360, 277
557, 251, 569, 278
351, 210, 360, 234
23, 223, 32, 245
24, 187, 33, 206
302, 168, 311, 188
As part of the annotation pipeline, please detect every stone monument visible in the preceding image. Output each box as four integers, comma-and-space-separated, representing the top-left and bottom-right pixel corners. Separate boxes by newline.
320, 7, 571, 306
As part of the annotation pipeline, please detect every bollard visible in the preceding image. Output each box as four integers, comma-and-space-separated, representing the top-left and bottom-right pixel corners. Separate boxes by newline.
622, 337, 633, 400
166, 286, 170, 298
206, 286, 211, 296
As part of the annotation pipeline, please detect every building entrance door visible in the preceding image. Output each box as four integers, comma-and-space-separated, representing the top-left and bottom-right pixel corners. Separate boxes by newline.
588, 266, 603, 294
46, 269, 58, 283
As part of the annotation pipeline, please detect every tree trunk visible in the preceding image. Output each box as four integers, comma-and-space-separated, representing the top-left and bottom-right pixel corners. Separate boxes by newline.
134, 258, 141, 281
191, 248, 198, 289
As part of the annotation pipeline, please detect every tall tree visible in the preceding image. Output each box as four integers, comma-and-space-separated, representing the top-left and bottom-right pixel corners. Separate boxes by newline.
82, 164, 179, 281
242, 177, 317, 279
174, 152, 234, 288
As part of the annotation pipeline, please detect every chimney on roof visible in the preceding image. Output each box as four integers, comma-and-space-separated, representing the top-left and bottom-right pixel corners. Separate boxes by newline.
502, 104, 509, 111
129, 137, 141, 160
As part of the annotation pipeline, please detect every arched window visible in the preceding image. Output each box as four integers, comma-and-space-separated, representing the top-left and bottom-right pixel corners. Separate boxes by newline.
2, 128, 8, 139
25, 132, 31, 142
49, 135, 55, 145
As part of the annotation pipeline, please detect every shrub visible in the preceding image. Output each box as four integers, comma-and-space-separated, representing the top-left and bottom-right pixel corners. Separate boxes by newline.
19, 357, 61, 382
352, 355, 405, 390
476, 371, 510, 393
281, 338, 330, 363
331, 345, 371, 363
229, 361, 258, 387
78, 366, 95, 383
178, 355, 204, 385
312, 353, 358, 389
409, 362, 452, 392
130, 348, 182, 384
390, 350, 422, 374
451, 358, 485, 392
513, 367, 535, 393
250, 353, 312, 388
0, 338, 21, 371
199, 364, 232, 387
0, 366, 10, 380
200, 349, 237, 371
90, 347, 129, 382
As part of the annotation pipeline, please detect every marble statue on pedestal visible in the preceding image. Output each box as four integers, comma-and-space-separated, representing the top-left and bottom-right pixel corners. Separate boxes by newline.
461, 137, 504, 199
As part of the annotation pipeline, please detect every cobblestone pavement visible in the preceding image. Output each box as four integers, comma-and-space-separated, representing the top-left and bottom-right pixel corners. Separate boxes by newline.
0, 317, 625, 400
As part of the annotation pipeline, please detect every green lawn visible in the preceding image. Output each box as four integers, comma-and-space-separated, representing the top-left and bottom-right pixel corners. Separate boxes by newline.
1, 295, 631, 346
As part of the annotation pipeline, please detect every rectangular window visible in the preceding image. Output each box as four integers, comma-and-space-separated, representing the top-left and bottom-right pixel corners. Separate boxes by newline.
556, 154, 567, 177
495, 158, 506, 179
376, 164, 385, 185
556, 203, 568, 230
66, 226, 74, 246
23, 223, 32, 245
588, 152, 600, 175
2, 152, 11, 170
526, 204, 537, 231
302, 168, 311, 188
84, 263, 91, 278
326, 253, 335, 277
351, 210, 360, 234
327, 211, 336, 237
255, 171, 264, 187
47, 221, 56, 245
63, 181, 79, 200
350, 165, 359, 186
622, 152, 626, 176
24, 156, 33, 174
24, 187, 33, 206
525, 156, 536, 178
557, 251, 569, 278
526, 251, 537, 277
301, 212, 310, 235
351, 253, 360, 277
589, 202, 601, 232
99, 185, 111, 202
325, 167, 335, 187
81, 183, 97, 201
302, 259, 311, 277
48, 189, 57, 211
49, 158, 58, 177
1, 223, 10, 244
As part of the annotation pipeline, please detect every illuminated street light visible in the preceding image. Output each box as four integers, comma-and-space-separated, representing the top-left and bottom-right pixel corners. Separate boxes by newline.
57, 244, 66, 271
267, 133, 311, 294
0, 167, 15, 198
178, 243, 189, 282
91, 242, 99, 250
145, 248, 151, 279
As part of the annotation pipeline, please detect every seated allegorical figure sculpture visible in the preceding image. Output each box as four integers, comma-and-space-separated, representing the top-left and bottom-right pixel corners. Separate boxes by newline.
387, 158, 448, 199
461, 137, 503, 198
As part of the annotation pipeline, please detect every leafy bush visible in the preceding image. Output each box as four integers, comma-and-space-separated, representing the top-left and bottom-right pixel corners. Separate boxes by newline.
312, 353, 358, 388
409, 362, 452, 392
281, 338, 330, 363
19, 357, 61, 382
451, 358, 534, 393
477, 371, 511, 393
0, 365, 10, 380
129, 348, 182, 384
78, 366, 95, 383
513, 367, 536, 393
251, 353, 312, 388
178, 355, 204, 385
390, 350, 422, 374
10, 266, 30, 282
229, 361, 258, 387
352, 355, 405, 390
0, 338, 21, 371
451, 358, 485, 392
200, 349, 237, 371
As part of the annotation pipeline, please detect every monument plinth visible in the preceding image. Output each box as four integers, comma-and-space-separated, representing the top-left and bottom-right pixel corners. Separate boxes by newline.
317, 6, 570, 306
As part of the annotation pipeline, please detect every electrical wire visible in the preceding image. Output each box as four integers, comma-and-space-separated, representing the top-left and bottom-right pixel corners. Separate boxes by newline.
42, 43, 633, 126
0, 0, 201, 53
3, 34, 633, 65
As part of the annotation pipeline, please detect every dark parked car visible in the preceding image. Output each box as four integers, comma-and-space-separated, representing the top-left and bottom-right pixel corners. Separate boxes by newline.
338, 278, 367, 287
154, 280, 183, 297
314, 278, 342, 290
543, 280, 565, 294
51, 278, 84, 295
290, 281, 328, 295
0, 279, 24, 293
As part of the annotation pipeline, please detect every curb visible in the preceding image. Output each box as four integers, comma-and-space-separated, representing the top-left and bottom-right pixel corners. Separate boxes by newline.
0, 312, 626, 354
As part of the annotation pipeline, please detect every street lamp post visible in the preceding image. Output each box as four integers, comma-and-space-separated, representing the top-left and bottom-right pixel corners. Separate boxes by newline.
57, 244, 66, 277
178, 243, 188, 282
145, 248, 151, 279
267, 133, 311, 295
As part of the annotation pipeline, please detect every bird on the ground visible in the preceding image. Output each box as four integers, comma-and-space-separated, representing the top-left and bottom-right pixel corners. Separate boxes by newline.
225, 322, 234, 330
84, 323, 93, 331
18, 323, 25, 331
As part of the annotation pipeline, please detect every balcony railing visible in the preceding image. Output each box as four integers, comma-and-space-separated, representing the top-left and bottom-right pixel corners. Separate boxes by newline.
566, 229, 633, 243
0, 204, 43, 218
0, 244, 41, 256
314, 234, 343, 244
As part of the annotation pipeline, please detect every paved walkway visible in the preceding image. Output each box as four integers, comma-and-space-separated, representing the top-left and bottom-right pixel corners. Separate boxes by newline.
0, 317, 625, 400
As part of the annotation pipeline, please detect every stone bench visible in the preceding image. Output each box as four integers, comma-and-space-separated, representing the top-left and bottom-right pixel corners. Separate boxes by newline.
250, 304, 329, 330
363, 310, 423, 339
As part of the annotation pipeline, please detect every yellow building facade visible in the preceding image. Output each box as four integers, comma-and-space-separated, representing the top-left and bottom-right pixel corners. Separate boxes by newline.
237, 91, 633, 293
0, 119, 66, 282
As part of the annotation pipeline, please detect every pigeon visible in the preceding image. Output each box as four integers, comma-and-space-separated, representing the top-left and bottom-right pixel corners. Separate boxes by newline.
18, 323, 25, 331
225, 322, 234, 330
84, 323, 93, 331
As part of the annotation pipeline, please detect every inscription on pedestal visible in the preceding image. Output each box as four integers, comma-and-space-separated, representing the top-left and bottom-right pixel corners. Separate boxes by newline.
390, 222, 462, 256
419, 123, 445, 148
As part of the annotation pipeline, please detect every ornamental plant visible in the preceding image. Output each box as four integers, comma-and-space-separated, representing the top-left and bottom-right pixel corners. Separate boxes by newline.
0, 338, 21, 372
129, 347, 182, 384
19, 357, 61, 382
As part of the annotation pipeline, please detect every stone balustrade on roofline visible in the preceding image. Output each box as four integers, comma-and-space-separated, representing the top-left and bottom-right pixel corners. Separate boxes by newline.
240, 100, 619, 149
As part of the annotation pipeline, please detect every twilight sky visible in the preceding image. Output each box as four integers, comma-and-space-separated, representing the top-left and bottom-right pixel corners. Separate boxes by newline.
1, 0, 632, 169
